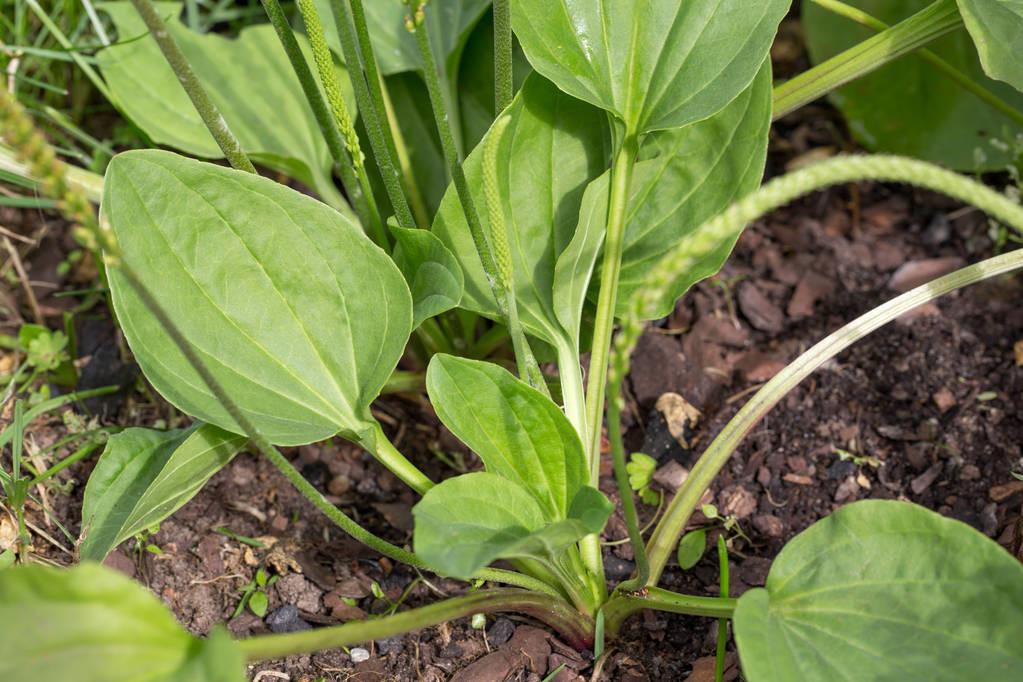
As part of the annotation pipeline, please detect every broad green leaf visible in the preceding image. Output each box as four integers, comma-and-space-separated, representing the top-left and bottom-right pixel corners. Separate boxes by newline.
0, 563, 244, 681
733, 500, 1023, 681
390, 223, 464, 328
98, 2, 353, 213
433, 74, 609, 349
412, 472, 611, 578
583, 61, 773, 318
803, 0, 1023, 170
79, 425, 246, 562
104, 150, 413, 446
317, 0, 490, 78
426, 354, 586, 518
511, 0, 789, 134
956, 0, 1023, 92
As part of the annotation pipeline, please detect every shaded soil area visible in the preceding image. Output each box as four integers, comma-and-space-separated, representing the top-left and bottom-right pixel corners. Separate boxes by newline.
3, 19, 1023, 682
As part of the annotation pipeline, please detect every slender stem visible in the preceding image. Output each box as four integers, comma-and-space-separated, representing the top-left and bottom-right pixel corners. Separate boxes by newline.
27, 441, 102, 486
362, 422, 433, 495
328, 0, 416, 228
584, 136, 638, 480
607, 387, 649, 593
808, 0, 1023, 128
602, 587, 737, 635
578, 135, 638, 589
379, 78, 432, 229
772, 0, 962, 119
0, 86, 555, 601
631, 156, 1023, 585
555, 339, 588, 445
715, 536, 729, 682
493, 0, 513, 113
238, 588, 592, 661
294, 0, 386, 245
128, 0, 256, 174
259, 0, 374, 231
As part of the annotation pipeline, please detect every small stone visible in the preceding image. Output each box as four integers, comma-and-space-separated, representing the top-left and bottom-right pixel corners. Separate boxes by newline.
834, 476, 860, 503
911, 462, 944, 495
266, 605, 311, 633
737, 352, 786, 382
752, 514, 784, 538
487, 617, 516, 647
350, 647, 370, 663
738, 282, 785, 333
652, 461, 690, 491
756, 466, 772, 487
327, 475, 351, 496
932, 388, 956, 413
981, 503, 999, 537
720, 486, 757, 520
270, 514, 289, 533
275, 573, 321, 613
827, 460, 856, 481
959, 464, 981, 481
888, 257, 965, 292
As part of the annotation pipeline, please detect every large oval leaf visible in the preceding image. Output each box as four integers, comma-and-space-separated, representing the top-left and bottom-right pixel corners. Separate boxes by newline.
104, 150, 412, 445
512, 0, 789, 134
803, 0, 1023, 170
426, 354, 587, 519
79, 425, 246, 562
584, 61, 773, 318
734, 500, 1023, 681
956, 0, 1023, 92
433, 74, 609, 348
0, 564, 244, 681
98, 2, 352, 213
412, 472, 611, 578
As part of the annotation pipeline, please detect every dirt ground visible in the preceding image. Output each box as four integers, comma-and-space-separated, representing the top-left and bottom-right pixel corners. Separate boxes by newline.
2, 17, 1022, 682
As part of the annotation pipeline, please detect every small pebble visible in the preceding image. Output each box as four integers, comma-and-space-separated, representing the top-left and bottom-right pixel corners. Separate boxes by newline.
266, 605, 311, 634
350, 647, 370, 663
487, 618, 516, 647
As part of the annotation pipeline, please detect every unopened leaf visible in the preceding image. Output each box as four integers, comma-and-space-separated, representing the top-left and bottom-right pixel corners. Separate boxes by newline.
390, 223, 464, 328
0, 563, 244, 681
98, 2, 353, 213
79, 425, 246, 562
512, 0, 789, 133
734, 500, 1023, 681
104, 151, 412, 446
412, 472, 611, 578
426, 354, 586, 518
956, 0, 1023, 92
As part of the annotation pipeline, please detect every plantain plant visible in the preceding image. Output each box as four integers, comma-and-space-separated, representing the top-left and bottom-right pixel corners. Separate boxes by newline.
2, 1, 1023, 680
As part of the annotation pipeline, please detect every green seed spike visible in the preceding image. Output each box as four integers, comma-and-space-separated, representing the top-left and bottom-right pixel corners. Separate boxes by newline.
296, 0, 364, 169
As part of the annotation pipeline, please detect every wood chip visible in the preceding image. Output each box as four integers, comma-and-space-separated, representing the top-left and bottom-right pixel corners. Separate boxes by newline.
783, 473, 814, 486
911, 462, 944, 495
990, 480, 1023, 502
1015, 339, 1023, 367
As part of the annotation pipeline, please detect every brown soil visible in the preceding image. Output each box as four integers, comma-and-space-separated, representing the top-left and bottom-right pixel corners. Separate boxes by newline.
3, 18, 1023, 682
